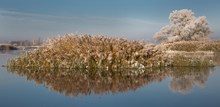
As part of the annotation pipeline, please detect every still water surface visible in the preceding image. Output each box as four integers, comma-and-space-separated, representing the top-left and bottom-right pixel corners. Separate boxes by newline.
0, 51, 220, 107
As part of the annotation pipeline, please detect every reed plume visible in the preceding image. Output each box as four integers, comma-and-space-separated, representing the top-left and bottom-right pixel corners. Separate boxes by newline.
7, 34, 163, 69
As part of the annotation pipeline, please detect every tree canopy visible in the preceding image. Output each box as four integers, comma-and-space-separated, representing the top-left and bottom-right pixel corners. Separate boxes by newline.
154, 9, 211, 43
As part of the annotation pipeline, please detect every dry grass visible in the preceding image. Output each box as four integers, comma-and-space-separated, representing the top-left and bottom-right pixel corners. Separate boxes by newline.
7, 34, 162, 69
158, 40, 220, 52
164, 51, 215, 67
6, 34, 218, 69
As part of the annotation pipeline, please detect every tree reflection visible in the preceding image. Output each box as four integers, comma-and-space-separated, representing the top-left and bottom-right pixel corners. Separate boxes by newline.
169, 67, 213, 94
7, 67, 213, 96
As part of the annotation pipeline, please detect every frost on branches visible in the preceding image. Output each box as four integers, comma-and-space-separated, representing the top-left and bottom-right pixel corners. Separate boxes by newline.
154, 9, 211, 43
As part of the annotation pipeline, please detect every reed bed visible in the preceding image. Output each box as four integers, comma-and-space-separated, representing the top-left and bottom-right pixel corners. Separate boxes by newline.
164, 51, 215, 67
6, 34, 217, 70
158, 40, 220, 52
7, 34, 165, 69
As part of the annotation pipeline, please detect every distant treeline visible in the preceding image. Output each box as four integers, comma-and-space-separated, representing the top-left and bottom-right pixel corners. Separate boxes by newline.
10, 38, 42, 46
0, 38, 43, 51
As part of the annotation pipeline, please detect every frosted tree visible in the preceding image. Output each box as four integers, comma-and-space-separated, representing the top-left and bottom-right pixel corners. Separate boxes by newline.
154, 9, 211, 43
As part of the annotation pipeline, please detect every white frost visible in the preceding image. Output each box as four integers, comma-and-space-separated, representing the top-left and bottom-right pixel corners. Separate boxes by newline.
154, 9, 211, 43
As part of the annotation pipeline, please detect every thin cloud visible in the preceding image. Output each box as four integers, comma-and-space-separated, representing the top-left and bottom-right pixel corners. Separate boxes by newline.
0, 9, 164, 41
0, 10, 163, 25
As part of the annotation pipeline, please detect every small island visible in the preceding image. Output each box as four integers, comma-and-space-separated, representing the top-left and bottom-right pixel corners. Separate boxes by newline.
5, 9, 220, 70
0, 44, 18, 50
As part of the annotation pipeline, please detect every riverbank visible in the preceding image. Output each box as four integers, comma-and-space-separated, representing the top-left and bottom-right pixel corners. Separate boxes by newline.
0, 44, 18, 50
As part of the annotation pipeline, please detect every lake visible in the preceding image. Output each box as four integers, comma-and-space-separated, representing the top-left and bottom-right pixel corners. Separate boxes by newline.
1, 51, 220, 107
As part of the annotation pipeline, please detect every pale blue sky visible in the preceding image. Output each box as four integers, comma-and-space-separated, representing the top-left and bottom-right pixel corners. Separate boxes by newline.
0, 0, 219, 42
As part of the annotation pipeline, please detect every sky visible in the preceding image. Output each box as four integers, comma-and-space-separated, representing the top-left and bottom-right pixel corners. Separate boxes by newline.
0, 0, 220, 42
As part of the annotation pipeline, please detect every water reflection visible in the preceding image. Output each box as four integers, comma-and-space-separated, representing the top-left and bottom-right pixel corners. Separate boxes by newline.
7, 67, 213, 96
169, 67, 213, 94
0, 50, 25, 55
214, 52, 220, 65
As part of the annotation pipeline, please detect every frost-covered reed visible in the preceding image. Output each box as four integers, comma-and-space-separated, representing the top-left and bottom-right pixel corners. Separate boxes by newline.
6, 34, 217, 69
7, 34, 165, 69
164, 50, 215, 67
157, 40, 220, 52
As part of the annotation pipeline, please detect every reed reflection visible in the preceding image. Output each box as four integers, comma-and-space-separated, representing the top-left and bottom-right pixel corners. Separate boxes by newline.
7, 67, 213, 96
